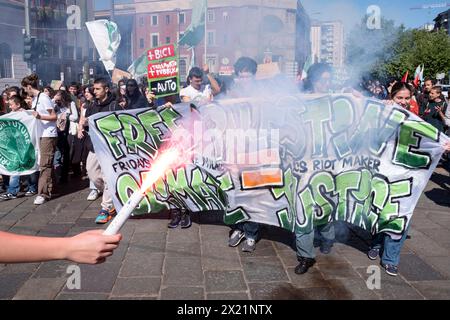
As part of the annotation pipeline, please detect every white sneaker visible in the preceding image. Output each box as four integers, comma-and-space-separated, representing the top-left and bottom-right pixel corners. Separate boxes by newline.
87, 189, 100, 201
34, 195, 46, 205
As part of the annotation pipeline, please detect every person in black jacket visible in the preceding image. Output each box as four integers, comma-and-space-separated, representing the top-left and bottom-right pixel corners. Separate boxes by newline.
124, 79, 149, 110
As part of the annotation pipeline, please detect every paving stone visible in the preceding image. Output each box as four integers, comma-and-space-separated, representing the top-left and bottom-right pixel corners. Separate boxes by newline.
32, 260, 72, 279
315, 250, 349, 265
131, 231, 167, 245
160, 286, 204, 300
13, 278, 66, 300
166, 242, 201, 258
202, 244, 241, 270
205, 271, 247, 292
418, 228, 450, 249
426, 256, 450, 278
276, 249, 299, 268
403, 230, 448, 257
120, 252, 164, 277
62, 262, 121, 293
318, 263, 360, 280
328, 278, 380, 300
0, 273, 32, 299
37, 224, 72, 237
248, 282, 336, 300
287, 267, 330, 288
411, 280, 450, 300
167, 225, 200, 243
111, 277, 161, 297
355, 267, 424, 300
1, 263, 40, 274
398, 254, 445, 282
163, 257, 204, 286
200, 224, 232, 243
131, 218, 171, 233
56, 292, 110, 300
241, 256, 288, 282
206, 292, 249, 300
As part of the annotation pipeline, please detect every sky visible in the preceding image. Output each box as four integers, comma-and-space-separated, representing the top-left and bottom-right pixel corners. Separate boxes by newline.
94, 0, 449, 32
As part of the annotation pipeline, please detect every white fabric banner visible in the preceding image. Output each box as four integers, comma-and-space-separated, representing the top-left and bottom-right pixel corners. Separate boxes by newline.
0, 111, 40, 176
86, 20, 121, 71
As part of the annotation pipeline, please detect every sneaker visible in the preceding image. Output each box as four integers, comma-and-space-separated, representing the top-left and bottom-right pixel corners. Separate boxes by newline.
0, 193, 17, 201
25, 191, 37, 197
320, 242, 333, 255
228, 230, 245, 247
295, 257, 316, 275
168, 211, 182, 228
242, 238, 256, 252
87, 189, 100, 201
367, 248, 380, 260
383, 264, 398, 277
95, 208, 116, 224
34, 195, 46, 205
180, 212, 192, 229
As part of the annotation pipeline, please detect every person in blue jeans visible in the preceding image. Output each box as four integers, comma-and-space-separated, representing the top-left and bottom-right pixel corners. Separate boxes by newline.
368, 225, 410, 277
228, 221, 259, 253
0, 172, 39, 201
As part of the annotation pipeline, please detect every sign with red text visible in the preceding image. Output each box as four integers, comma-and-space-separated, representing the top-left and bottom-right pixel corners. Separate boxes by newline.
147, 44, 179, 99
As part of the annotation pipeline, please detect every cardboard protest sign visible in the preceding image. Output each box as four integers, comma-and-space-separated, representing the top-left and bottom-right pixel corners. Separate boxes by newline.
147, 44, 180, 99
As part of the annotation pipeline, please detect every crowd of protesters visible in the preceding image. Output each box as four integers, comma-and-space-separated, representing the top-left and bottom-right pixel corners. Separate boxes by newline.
1, 60, 450, 272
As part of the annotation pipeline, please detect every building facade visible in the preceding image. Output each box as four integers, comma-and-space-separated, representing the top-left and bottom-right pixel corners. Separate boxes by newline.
96, 0, 311, 81
0, 0, 29, 87
310, 20, 344, 68
434, 9, 450, 35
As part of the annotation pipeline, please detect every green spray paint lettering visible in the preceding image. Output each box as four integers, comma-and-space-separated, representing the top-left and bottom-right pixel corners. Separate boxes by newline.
335, 171, 361, 222
137, 110, 166, 149
95, 114, 124, 160
118, 114, 157, 158
330, 97, 354, 158
191, 168, 226, 210
116, 174, 151, 215
272, 169, 298, 231
302, 97, 332, 157
393, 121, 439, 169
309, 171, 335, 225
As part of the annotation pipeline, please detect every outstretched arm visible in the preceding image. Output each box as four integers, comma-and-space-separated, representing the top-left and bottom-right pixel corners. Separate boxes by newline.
0, 230, 122, 264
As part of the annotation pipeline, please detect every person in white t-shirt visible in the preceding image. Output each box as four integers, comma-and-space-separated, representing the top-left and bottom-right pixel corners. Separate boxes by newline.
21, 74, 58, 205
180, 65, 220, 104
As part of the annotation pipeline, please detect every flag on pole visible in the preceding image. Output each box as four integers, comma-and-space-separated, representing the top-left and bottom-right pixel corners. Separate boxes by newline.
401, 71, 409, 83
420, 64, 425, 82
86, 20, 121, 72
413, 65, 421, 87
300, 56, 313, 81
178, 0, 207, 47
127, 51, 148, 78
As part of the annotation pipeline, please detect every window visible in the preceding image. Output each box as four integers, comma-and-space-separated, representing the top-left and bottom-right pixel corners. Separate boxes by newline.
166, 37, 171, 44
76, 47, 82, 60
223, 34, 228, 45
166, 15, 170, 25
63, 46, 74, 59
205, 55, 217, 73
151, 34, 159, 47
140, 38, 144, 49
179, 12, 185, 24
151, 15, 158, 26
207, 31, 215, 46
178, 32, 185, 42
223, 11, 229, 21
207, 10, 215, 22
0, 43, 12, 78
179, 58, 187, 82
139, 17, 144, 27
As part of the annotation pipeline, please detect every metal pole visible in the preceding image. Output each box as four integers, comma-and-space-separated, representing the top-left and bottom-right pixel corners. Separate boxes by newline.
111, 0, 115, 21
25, 0, 30, 36
204, 5, 207, 65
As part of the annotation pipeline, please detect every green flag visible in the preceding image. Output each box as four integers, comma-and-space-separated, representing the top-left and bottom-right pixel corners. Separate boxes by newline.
127, 51, 148, 78
178, 0, 207, 47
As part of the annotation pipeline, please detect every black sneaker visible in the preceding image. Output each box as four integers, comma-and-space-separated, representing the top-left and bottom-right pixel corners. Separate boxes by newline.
383, 264, 398, 277
367, 248, 380, 260
320, 242, 333, 255
180, 212, 192, 229
0, 193, 17, 201
295, 257, 316, 275
168, 211, 182, 229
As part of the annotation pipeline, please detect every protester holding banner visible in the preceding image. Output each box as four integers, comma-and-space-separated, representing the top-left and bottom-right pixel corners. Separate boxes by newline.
78, 85, 101, 201
180, 66, 219, 104
84, 78, 120, 224
22, 74, 58, 206
0, 96, 38, 200
124, 79, 149, 110
0, 230, 122, 265
295, 63, 336, 275
385, 82, 418, 115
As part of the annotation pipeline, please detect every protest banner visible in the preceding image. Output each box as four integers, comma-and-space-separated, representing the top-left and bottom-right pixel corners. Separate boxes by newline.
89, 94, 449, 239
0, 111, 40, 176
147, 44, 180, 98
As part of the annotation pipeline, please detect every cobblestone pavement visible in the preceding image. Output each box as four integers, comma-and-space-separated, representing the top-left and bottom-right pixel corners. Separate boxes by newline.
0, 168, 449, 300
